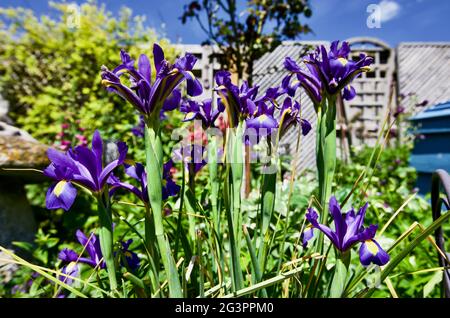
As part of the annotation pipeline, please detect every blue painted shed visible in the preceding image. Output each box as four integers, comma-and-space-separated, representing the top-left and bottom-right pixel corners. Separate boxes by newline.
409, 101, 450, 194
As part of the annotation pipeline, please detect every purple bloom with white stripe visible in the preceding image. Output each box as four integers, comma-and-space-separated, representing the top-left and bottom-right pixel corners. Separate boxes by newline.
43, 130, 128, 211
303, 196, 389, 266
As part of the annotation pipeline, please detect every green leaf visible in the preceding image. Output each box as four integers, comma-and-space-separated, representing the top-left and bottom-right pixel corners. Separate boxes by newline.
423, 271, 442, 298
11, 241, 34, 253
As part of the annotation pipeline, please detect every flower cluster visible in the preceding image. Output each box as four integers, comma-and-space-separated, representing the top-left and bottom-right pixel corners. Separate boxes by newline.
283, 41, 373, 104
58, 230, 139, 284
303, 196, 389, 266
101, 44, 202, 120
213, 70, 312, 145
180, 98, 224, 129
39, 41, 392, 296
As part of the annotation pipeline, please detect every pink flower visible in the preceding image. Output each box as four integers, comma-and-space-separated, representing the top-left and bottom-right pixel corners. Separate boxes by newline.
75, 134, 87, 141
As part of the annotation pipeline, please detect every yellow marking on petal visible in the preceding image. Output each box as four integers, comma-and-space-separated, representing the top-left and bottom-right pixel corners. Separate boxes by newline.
185, 71, 195, 79
365, 240, 379, 255
124, 251, 132, 258
258, 114, 268, 123
168, 68, 179, 75
338, 57, 348, 66
186, 112, 196, 120
361, 66, 372, 72
101, 79, 113, 87
124, 159, 136, 165
54, 180, 67, 197
291, 80, 300, 85
116, 69, 129, 75
66, 262, 77, 273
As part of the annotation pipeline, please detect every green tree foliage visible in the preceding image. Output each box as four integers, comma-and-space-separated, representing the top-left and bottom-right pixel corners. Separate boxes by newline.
0, 1, 177, 148
180, 0, 313, 83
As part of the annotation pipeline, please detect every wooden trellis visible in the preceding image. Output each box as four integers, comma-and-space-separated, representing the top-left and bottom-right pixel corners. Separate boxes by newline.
343, 37, 396, 148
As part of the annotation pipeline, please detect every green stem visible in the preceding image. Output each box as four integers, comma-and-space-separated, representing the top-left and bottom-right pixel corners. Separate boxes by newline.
208, 135, 221, 278
257, 157, 277, 276
96, 192, 118, 292
224, 124, 244, 292
208, 135, 220, 231
315, 96, 337, 253
144, 123, 182, 298
144, 206, 158, 263
186, 164, 197, 241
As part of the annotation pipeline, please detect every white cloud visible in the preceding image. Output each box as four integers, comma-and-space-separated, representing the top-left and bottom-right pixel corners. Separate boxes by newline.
379, 0, 401, 22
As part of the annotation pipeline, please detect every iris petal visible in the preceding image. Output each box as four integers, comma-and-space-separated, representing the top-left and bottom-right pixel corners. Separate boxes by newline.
359, 239, 390, 266
343, 85, 356, 100
153, 43, 165, 74
46, 181, 77, 211
163, 89, 181, 111
138, 54, 152, 83
306, 207, 340, 248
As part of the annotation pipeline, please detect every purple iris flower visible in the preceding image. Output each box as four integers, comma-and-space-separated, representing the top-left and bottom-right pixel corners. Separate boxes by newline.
110, 160, 180, 204
214, 70, 260, 127
279, 97, 312, 138
58, 230, 104, 283
245, 97, 312, 145
43, 130, 128, 211
283, 41, 373, 103
117, 239, 140, 271
180, 98, 225, 128
245, 101, 277, 131
101, 44, 202, 118
244, 101, 279, 144
304, 196, 389, 266
215, 71, 282, 142
255, 85, 286, 107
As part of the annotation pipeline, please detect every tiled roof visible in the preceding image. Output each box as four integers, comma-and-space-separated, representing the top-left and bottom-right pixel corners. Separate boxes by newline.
397, 42, 450, 113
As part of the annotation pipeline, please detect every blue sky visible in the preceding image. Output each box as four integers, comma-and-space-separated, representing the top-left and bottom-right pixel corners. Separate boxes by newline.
1, 0, 449, 46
